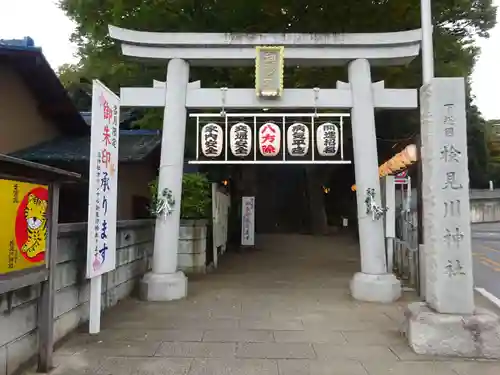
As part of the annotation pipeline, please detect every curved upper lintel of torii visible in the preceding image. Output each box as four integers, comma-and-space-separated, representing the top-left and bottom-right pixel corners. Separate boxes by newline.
108, 25, 422, 68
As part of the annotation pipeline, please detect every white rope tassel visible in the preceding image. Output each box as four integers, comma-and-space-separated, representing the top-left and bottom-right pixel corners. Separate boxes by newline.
154, 188, 175, 220
365, 188, 387, 221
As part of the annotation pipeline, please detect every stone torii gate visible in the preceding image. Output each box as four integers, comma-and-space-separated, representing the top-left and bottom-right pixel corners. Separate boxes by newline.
109, 25, 421, 304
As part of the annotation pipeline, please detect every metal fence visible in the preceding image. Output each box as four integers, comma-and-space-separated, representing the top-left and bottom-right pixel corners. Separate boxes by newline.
392, 182, 420, 292
389, 187, 500, 294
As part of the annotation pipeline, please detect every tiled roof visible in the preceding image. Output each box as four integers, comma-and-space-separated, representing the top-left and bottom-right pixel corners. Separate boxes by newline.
11, 130, 161, 163
0, 37, 88, 135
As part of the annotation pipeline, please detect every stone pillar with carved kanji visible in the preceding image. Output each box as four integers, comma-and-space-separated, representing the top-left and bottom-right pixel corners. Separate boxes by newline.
404, 77, 500, 358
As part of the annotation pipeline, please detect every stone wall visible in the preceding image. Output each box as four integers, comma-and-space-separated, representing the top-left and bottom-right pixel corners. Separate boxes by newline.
0, 220, 153, 375
470, 200, 500, 223
395, 188, 500, 223
469, 190, 500, 223
178, 220, 208, 274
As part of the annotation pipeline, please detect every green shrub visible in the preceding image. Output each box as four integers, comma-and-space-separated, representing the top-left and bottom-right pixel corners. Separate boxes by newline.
149, 173, 211, 219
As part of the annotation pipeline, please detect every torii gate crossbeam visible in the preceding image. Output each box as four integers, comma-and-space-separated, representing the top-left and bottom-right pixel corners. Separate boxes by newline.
120, 83, 417, 109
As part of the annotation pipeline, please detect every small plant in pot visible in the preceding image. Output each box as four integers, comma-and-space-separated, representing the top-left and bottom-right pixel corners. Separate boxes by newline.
149, 173, 211, 220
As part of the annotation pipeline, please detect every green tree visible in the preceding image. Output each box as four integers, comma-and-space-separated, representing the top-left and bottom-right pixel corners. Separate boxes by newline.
58, 64, 92, 111
484, 119, 500, 185
467, 98, 490, 188
58, 0, 496, 231
58, 0, 496, 87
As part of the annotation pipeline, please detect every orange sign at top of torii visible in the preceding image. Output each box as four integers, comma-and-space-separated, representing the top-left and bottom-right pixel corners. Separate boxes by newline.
351, 144, 418, 192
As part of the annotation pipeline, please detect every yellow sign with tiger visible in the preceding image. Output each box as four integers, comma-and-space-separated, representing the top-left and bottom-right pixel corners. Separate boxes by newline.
0, 179, 48, 275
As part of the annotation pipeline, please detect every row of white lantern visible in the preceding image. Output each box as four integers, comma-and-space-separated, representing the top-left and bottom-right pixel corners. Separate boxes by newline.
200, 122, 340, 158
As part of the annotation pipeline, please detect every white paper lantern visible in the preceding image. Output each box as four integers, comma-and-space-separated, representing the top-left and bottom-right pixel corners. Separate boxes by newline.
287, 123, 309, 156
230, 122, 252, 157
201, 123, 223, 157
259, 122, 281, 157
316, 123, 339, 156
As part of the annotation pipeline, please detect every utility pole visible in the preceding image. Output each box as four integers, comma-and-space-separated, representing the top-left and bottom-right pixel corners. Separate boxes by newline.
417, 0, 434, 296
421, 0, 435, 84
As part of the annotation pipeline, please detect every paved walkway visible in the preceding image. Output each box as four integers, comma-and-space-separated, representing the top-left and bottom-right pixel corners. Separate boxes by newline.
36, 234, 500, 374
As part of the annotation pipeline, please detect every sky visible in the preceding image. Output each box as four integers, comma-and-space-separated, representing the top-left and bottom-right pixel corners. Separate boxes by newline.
0, 0, 499, 120
0, 0, 78, 69
471, 0, 500, 121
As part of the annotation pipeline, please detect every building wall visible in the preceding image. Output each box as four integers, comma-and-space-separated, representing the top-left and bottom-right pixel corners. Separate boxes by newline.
0, 220, 154, 375
0, 63, 155, 221
0, 64, 60, 154
117, 164, 156, 220
55, 163, 156, 223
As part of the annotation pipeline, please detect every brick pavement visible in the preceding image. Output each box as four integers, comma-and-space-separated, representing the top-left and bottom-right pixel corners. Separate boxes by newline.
30, 234, 500, 374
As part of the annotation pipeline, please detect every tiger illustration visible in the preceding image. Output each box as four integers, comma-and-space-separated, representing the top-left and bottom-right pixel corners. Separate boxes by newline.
21, 193, 48, 259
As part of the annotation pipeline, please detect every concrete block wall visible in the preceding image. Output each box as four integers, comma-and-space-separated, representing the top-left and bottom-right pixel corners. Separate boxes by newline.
470, 200, 500, 223
0, 220, 153, 375
178, 220, 208, 274
469, 190, 500, 223
395, 188, 500, 224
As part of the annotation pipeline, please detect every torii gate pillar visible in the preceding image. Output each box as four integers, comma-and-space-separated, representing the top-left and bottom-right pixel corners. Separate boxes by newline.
140, 58, 189, 301
348, 58, 401, 303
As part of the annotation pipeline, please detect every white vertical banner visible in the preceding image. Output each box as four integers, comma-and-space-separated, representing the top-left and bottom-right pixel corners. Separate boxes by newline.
241, 196, 255, 246
87, 80, 120, 333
